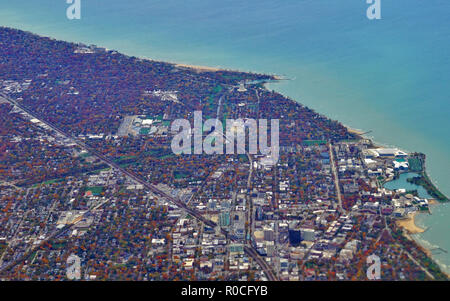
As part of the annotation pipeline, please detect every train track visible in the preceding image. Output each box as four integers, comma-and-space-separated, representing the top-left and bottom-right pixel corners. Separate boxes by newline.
0, 94, 278, 281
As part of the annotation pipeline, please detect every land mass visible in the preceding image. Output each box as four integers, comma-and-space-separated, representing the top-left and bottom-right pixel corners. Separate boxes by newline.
0, 26, 447, 281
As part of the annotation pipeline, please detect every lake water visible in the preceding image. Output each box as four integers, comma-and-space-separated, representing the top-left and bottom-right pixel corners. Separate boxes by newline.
384, 173, 431, 199
1, 0, 449, 274
384, 172, 449, 274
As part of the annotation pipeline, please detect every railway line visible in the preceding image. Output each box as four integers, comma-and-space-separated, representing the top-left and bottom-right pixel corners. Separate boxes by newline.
0, 93, 278, 281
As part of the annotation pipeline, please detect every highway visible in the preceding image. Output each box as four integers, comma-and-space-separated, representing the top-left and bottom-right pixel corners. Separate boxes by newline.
0, 93, 278, 281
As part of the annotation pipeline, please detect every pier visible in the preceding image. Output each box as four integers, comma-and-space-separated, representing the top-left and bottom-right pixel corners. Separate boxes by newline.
430, 247, 448, 255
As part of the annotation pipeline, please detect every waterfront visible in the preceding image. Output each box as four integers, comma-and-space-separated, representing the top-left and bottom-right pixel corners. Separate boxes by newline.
384, 173, 450, 274
384, 173, 431, 199
0, 0, 449, 274
414, 203, 450, 275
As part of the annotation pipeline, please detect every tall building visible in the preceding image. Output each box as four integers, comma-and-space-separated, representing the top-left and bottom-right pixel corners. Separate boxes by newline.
264, 229, 274, 241
288, 229, 301, 246
219, 212, 230, 227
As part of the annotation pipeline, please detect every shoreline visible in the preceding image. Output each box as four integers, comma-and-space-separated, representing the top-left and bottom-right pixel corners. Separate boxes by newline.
364, 131, 449, 276
63, 53, 450, 280
2, 25, 449, 279
383, 168, 449, 271
173, 62, 284, 81
346, 127, 365, 136
174, 63, 224, 73
428, 199, 438, 206
400, 210, 450, 279
396, 211, 426, 235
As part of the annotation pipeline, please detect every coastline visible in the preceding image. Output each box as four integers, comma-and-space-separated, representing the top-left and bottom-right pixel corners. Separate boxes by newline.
2, 25, 449, 279
408, 209, 450, 279
356, 124, 449, 277
396, 211, 425, 235
173, 62, 284, 82
384, 169, 449, 277
174, 63, 224, 73
428, 199, 438, 206
345, 126, 365, 136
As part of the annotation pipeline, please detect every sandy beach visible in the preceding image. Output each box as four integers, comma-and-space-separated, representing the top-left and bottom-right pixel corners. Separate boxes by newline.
174, 63, 283, 81
396, 211, 425, 234
428, 199, 438, 205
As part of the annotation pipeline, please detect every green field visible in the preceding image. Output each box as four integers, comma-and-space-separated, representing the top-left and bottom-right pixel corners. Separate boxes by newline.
303, 140, 327, 146
146, 148, 174, 160
32, 178, 64, 187
146, 114, 163, 121
174, 171, 189, 179
408, 157, 423, 172
79, 152, 91, 158
139, 127, 150, 135
206, 85, 223, 108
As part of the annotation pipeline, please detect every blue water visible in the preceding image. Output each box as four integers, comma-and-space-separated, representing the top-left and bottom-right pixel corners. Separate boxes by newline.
1, 0, 449, 274
383, 172, 450, 274
414, 202, 450, 275
383, 172, 450, 275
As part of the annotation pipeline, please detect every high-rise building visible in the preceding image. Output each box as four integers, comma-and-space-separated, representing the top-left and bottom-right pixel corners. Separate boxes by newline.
288, 229, 301, 246
264, 229, 274, 241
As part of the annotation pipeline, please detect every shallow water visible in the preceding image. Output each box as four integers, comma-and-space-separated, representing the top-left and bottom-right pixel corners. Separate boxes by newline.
384, 173, 431, 199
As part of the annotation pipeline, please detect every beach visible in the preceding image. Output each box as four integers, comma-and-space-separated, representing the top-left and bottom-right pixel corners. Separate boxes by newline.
396, 212, 426, 235
428, 199, 438, 206
0, 0, 449, 275
175, 63, 223, 73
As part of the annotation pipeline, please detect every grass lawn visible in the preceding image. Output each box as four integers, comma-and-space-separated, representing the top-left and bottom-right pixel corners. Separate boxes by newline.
85, 186, 104, 196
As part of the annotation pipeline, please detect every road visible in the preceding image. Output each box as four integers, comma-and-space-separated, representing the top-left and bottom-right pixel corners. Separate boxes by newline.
0, 93, 278, 281
213, 89, 277, 280
329, 143, 345, 214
